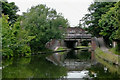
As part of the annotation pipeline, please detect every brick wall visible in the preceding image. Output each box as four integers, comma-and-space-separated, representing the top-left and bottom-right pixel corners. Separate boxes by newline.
91, 38, 97, 50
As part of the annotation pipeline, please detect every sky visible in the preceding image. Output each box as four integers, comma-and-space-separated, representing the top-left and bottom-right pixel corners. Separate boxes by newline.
8, 0, 94, 27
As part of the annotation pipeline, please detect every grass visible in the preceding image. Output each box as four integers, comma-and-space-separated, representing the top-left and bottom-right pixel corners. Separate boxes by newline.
56, 47, 66, 51
95, 54, 120, 75
95, 48, 118, 64
109, 48, 120, 55
76, 45, 91, 48
55, 47, 67, 54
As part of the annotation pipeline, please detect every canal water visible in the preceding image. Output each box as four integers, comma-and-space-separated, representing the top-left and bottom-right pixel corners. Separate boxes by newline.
2, 49, 120, 79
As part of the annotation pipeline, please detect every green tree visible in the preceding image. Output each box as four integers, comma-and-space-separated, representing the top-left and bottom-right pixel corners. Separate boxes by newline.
22, 4, 69, 52
99, 1, 120, 51
99, 7, 118, 40
115, 2, 120, 40
81, 2, 115, 37
1, 1, 19, 24
2, 14, 35, 58
2, 14, 14, 58
12, 21, 35, 56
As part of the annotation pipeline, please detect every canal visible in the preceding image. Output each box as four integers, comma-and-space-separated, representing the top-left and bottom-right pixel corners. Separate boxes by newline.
2, 49, 120, 79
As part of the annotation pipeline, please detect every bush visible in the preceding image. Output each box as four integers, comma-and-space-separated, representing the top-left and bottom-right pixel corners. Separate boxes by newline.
2, 48, 13, 58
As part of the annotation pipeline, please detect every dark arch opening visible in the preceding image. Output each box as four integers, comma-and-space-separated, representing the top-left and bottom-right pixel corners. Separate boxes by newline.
64, 40, 77, 48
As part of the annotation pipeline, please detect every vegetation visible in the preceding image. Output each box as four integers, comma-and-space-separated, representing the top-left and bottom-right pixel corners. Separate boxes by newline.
56, 47, 66, 51
2, 14, 34, 58
109, 47, 120, 55
1, 1, 120, 79
77, 50, 91, 61
96, 54, 120, 75
82, 1, 120, 54
21, 5, 69, 53
95, 48, 118, 64
2, 1, 19, 24
1, 1, 69, 58
88, 63, 120, 79
99, 1, 120, 52
76, 45, 91, 48
81, 2, 115, 37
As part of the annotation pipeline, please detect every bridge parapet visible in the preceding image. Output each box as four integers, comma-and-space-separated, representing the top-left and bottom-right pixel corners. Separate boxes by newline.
65, 33, 92, 39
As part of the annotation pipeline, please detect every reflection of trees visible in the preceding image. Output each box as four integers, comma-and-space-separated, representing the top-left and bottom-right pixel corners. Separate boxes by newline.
2, 57, 33, 78
77, 50, 91, 61
88, 63, 120, 79
65, 50, 77, 59
2, 58, 14, 67
2, 55, 67, 78
29, 55, 67, 78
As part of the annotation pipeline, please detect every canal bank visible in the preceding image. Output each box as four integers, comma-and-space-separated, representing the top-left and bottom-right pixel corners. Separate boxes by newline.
2, 37, 120, 79
96, 37, 120, 66
2, 47, 120, 79
95, 53, 120, 75
95, 48, 119, 65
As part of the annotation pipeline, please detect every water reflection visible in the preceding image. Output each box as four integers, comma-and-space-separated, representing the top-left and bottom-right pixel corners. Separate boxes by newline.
2, 55, 67, 78
65, 70, 89, 78
2, 49, 120, 79
88, 63, 120, 79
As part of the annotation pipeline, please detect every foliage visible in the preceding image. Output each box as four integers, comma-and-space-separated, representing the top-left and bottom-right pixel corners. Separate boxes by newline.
2, 14, 34, 58
2, 14, 14, 58
56, 47, 66, 51
114, 1, 120, 40
77, 50, 91, 61
99, 4, 118, 40
0, 0, 7, 2
22, 4, 69, 52
1, 1, 19, 24
99, 1, 120, 49
12, 21, 35, 56
110, 47, 120, 55
88, 62, 120, 79
81, 2, 115, 37
95, 48, 118, 64
2, 3, 69, 58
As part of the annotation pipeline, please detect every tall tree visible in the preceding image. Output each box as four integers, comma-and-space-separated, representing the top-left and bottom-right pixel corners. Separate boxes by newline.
99, 1, 120, 50
2, 14, 35, 58
115, 1, 120, 40
2, 1, 19, 24
2, 14, 14, 57
22, 5, 69, 52
81, 2, 115, 37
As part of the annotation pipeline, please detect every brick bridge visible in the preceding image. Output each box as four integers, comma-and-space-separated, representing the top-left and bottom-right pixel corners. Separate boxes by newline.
62, 27, 96, 49
46, 27, 96, 51
65, 27, 92, 41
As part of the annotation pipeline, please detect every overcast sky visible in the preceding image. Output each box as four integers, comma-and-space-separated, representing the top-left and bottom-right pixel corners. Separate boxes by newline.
8, 0, 94, 27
